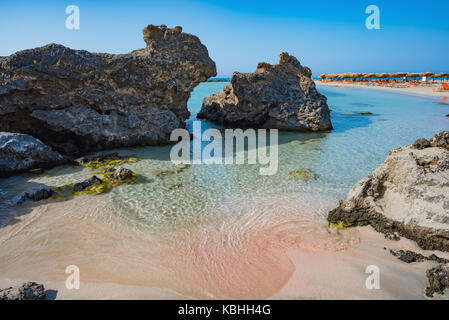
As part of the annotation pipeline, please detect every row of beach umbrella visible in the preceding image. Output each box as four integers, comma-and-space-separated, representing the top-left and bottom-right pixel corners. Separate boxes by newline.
319, 72, 449, 81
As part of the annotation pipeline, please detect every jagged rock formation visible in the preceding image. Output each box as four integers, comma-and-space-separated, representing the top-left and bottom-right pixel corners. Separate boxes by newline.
0, 24, 216, 155
328, 131, 449, 251
197, 52, 332, 131
0, 132, 66, 177
426, 264, 449, 297
0, 282, 46, 300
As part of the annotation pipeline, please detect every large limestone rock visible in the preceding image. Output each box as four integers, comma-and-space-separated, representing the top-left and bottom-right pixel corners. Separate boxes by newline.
0, 24, 216, 155
0, 132, 66, 177
328, 131, 449, 251
197, 52, 332, 131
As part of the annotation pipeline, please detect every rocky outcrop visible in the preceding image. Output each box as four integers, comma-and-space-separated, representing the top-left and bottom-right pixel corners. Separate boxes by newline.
0, 24, 216, 155
390, 249, 449, 264
426, 264, 449, 297
0, 282, 46, 300
197, 52, 332, 131
328, 131, 449, 251
0, 132, 66, 177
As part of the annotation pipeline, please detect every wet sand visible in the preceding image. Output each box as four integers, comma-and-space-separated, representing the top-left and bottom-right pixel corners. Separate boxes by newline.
1, 194, 448, 300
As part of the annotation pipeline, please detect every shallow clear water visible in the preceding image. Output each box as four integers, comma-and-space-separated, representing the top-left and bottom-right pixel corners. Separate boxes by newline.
0, 83, 447, 298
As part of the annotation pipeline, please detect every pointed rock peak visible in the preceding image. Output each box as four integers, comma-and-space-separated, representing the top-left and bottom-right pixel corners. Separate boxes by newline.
279, 52, 300, 66
142, 24, 191, 47
277, 52, 311, 77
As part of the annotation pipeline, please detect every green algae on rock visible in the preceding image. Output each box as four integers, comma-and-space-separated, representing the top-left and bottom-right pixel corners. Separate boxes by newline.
289, 168, 316, 180
152, 164, 190, 178
78, 153, 139, 170
169, 182, 183, 190
328, 221, 351, 230
49, 167, 139, 198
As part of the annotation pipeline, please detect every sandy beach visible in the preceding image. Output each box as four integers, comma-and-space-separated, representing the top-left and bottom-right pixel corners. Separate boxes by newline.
2, 226, 448, 300
1, 192, 448, 300
315, 80, 449, 99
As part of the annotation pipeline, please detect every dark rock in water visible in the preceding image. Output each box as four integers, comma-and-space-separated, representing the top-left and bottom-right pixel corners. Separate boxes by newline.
412, 138, 431, 150
78, 153, 121, 165
0, 24, 216, 155
10, 183, 54, 205
26, 186, 54, 202
327, 131, 449, 252
0, 282, 46, 300
430, 130, 449, 150
198, 52, 332, 131
106, 167, 133, 180
426, 264, 449, 297
0, 132, 66, 178
351, 112, 373, 115
389, 249, 449, 264
390, 249, 426, 263
28, 168, 44, 175
73, 176, 103, 192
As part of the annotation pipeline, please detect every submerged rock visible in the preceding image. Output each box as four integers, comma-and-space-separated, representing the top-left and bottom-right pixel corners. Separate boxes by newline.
0, 282, 46, 300
0, 24, 216, 155
0, 132, 66, 178
106, 167, 133, 180
73, 176, 103, 192
9, 183, 54, 205
152, 164, 189, 178
198, 52, 332, 131
77, 152, 139, 169
289, 168, 316, 180
426, 264, 449, 297
328, 131, 449, 251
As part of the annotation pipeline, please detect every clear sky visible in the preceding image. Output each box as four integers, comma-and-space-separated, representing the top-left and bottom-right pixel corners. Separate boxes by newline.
1, 0, 448, 77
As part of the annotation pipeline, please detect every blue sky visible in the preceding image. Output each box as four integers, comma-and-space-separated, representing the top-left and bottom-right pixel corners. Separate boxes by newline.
1, 0, 448, 77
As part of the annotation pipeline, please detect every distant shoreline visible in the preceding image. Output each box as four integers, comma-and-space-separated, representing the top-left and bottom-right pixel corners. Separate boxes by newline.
315, 80, 449, 98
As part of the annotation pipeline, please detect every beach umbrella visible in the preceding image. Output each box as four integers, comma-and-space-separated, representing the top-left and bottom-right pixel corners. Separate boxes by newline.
352, 73, 363, 81
393, 72, 407, 81
436, 73, 449, 82
407, 73, 420, 81
423, 72, 435, 83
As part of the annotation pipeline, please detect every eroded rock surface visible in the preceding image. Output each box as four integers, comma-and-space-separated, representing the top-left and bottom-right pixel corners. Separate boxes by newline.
0, 132, 66, 177
426, 264, 449, 297
0, 282, 46, 300
0, 24, 216, 155
198, 52, 332, 131
328, 131, 449, 251
390, 249, 449, 264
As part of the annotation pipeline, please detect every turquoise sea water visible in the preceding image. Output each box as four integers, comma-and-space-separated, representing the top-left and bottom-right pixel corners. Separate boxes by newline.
1, 83, 448, 226
0, 83, 447, 298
